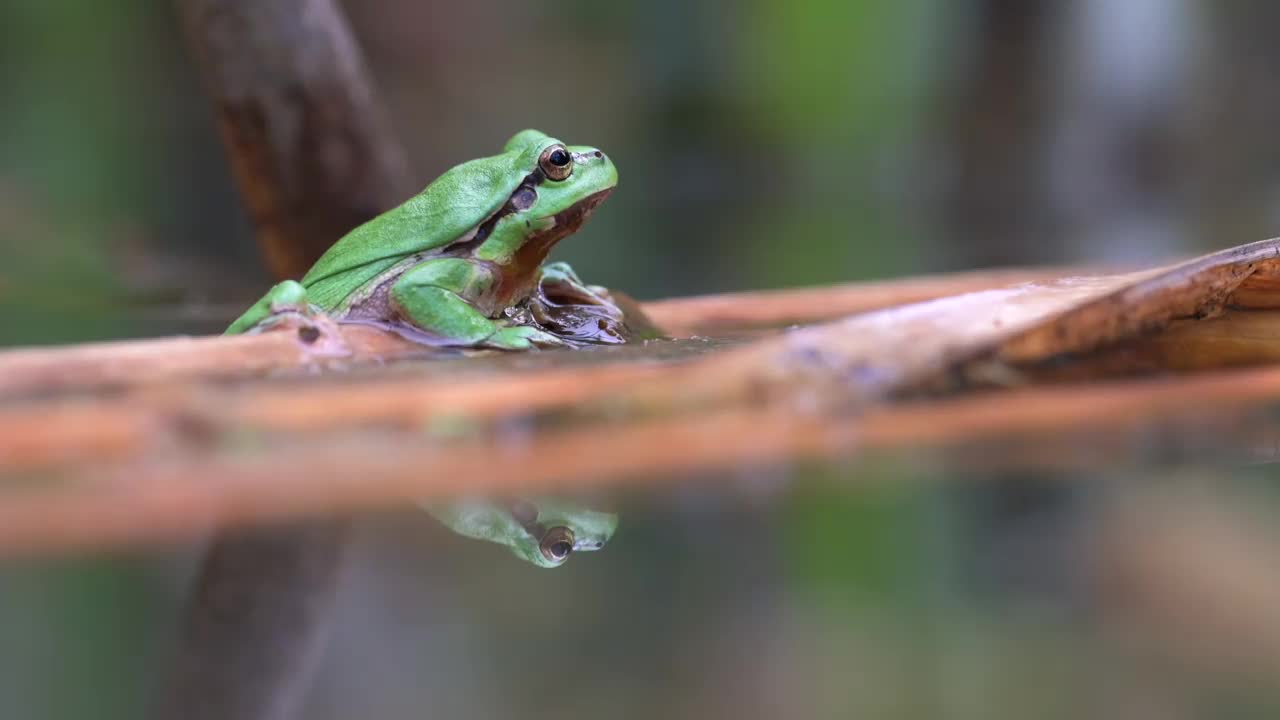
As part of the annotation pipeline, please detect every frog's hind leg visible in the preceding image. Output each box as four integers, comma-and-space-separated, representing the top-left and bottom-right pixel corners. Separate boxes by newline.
392, 258, 562, 350
225, 280, 311, 335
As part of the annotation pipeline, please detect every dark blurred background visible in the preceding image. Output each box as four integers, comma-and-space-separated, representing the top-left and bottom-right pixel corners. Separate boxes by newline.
4, 1, 1280, 718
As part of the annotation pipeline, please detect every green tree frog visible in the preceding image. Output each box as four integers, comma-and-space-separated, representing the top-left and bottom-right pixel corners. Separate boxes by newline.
226, 129, 619, 350
426, 498, 617, 568
226, 130, 622, 566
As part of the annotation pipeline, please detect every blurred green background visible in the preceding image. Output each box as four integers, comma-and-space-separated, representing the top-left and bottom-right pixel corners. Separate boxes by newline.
4, 1, 1280, 718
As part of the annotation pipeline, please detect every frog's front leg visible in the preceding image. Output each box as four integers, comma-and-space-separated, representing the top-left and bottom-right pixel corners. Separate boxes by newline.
392, 258, 564, 350
536, 261, 624, 316
537, 261, 611, 302
527, 260, 631, 344
225, 280, 316, 335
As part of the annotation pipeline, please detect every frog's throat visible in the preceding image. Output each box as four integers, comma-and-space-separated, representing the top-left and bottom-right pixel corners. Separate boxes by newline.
490, 187, 614, 306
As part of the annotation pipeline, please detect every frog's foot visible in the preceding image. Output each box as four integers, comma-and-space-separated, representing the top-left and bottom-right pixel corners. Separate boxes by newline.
525, 262, 630, 344
225, 280, 317, 335
224, 280, 351, 356
484, 324, 567, 351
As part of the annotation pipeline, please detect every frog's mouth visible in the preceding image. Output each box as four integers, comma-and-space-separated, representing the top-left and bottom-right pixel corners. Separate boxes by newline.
556, 186, 614, 235
553, 187, 613, 231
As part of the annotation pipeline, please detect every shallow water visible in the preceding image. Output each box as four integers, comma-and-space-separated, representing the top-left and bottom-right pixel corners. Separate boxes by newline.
5, 312, 1280, 719
310, 456, 1280, 719
3, 423, 1280, 719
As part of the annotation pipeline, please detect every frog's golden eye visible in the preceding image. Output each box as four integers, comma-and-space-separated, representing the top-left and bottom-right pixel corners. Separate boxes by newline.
538, 144, 574, 181
539, 526, 575, 564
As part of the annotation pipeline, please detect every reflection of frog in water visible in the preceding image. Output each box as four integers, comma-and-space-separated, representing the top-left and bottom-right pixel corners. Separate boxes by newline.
427, 498, 617, 568
228, 130, 625, 565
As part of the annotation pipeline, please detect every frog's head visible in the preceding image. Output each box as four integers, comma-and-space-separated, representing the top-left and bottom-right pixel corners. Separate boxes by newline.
425, 497, 618, 568
501, 129, 618, 230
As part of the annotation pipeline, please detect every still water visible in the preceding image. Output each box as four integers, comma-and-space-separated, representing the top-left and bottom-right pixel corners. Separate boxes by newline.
3, 435, 1279, 720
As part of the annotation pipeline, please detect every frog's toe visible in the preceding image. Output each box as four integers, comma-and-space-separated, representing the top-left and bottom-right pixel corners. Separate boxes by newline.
538, 261, 587, 285
485, 325, 564, 350
225, 281, 319, 335
266, 280, 310, 311
251, 309, 316, 333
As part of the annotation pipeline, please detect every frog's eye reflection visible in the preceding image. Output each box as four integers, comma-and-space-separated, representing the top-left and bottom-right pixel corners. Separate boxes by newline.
510, 500, 538, 526
539, 526, 576, 564
538, 144, 574, 181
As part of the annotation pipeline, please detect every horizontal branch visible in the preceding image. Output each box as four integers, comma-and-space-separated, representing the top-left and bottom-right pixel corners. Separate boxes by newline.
642, 266, 1075, 335
5, 240, 1280, 555
0, 268, 1063, 397
2, 361, 1279, 555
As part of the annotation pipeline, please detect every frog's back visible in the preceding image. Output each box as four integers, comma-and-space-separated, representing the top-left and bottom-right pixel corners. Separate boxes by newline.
301, 150, 529, 309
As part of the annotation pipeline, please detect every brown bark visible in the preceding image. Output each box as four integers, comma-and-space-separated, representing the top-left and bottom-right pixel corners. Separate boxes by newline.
643, 266, 1077, 336
7, 241, 1280, 557
4, 355, 1280, 557
0, 269, 1067, 398
150, 522, 349, 720
939, 0, 1061, 266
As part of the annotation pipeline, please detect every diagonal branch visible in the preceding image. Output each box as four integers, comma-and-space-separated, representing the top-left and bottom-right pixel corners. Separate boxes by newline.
177, 0, 412, 278
157, 2, 410, 719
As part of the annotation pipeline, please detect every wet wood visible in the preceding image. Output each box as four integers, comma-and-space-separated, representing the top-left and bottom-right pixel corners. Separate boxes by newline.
0, 269, 1066, 398
628, 238, 1280, 410
6, 305, 1280, 476
641, 266, 1076, 336
7, 240, 1280, 555
5, 358, 1280, 556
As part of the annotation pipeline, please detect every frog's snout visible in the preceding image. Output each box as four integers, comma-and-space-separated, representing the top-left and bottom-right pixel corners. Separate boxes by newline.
572, 147, 618, 190
573, 148, 607, 164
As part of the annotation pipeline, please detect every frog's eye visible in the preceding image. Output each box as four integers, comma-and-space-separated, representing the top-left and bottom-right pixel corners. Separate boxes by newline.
539, 526, 576, 564
538, 144, 574, 181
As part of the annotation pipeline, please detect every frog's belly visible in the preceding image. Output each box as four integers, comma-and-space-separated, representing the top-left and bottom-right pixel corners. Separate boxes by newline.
340, 277, 398, 324
338, 259, 514, 324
